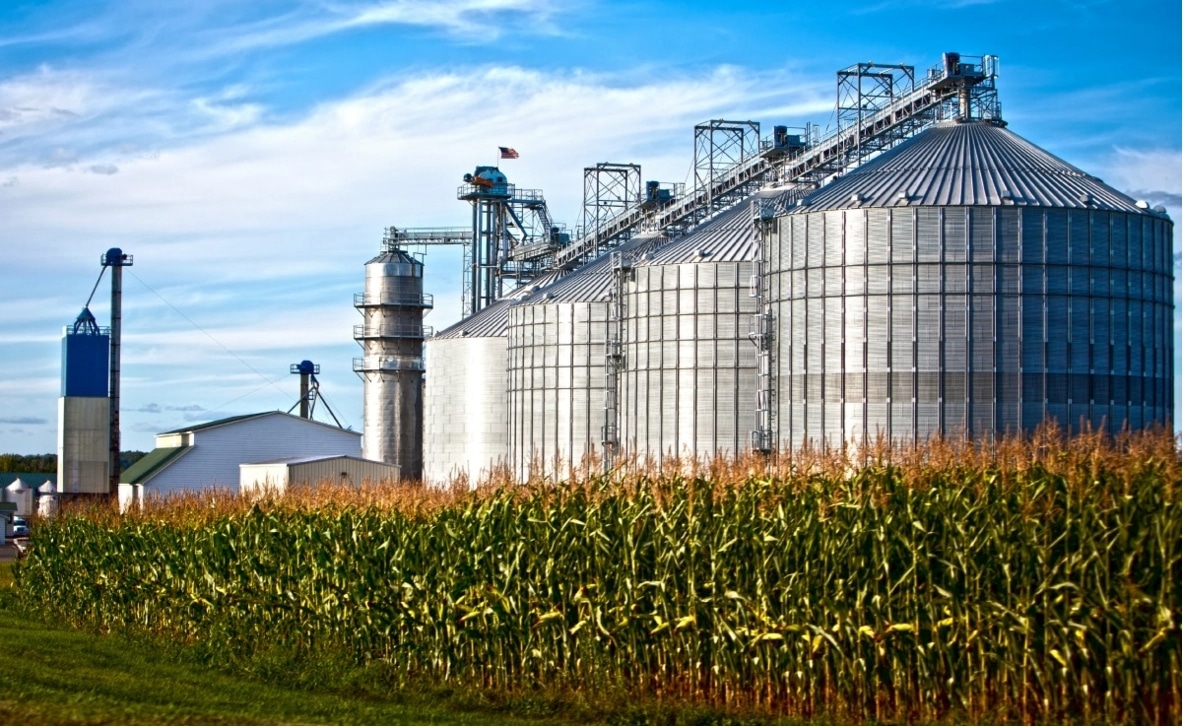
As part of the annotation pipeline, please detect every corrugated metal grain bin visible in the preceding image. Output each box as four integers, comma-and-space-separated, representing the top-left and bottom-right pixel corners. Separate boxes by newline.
619, 188, 794, 464
763, 120, 1175, 446
423, 297, 515, 487
505, 239, 667, 480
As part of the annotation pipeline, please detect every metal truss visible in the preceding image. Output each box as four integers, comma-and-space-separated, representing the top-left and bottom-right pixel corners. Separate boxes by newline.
694, 120, 761, 223
837, 63, 919, 168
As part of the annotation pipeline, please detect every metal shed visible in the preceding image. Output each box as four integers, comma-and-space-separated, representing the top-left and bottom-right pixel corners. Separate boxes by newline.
240, 454, 400, 495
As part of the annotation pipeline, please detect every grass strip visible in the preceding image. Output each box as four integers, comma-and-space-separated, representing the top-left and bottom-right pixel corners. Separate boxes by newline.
0, 564, 767, 725
0, 568, 535, 725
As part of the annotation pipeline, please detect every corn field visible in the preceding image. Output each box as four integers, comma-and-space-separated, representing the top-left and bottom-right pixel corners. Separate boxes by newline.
15, 428, 1181, 723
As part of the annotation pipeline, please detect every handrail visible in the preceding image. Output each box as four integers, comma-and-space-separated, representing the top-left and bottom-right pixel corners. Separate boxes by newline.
354, 292, 434, 308
353, 324, 434, 339
352, 355, 425, 372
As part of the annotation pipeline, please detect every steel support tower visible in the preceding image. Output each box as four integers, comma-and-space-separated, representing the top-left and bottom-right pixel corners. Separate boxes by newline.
694, 120, 762, 224
582, 163, 641, 258
458, 168, 565, 316
458, 179, 511, 316
836, 63, 919, 169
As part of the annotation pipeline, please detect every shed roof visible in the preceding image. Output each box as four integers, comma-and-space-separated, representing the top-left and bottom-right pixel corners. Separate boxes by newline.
1, 474, 55, 490
158, 412, 267, 435
158, 411, 355, 437
242, 454, 384, 466
119, 445, 191, 485
790, 120, 1158, 215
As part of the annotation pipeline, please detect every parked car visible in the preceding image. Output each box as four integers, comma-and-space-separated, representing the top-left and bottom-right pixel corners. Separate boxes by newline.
11, 516, 29, 538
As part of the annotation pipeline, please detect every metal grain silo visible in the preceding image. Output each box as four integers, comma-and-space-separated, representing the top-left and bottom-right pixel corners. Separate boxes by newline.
423, 298, 513, 486
354, 236, 432, 478
763, 119, 1175, 446
506, 237, 666, 480
619, 188, 795, 464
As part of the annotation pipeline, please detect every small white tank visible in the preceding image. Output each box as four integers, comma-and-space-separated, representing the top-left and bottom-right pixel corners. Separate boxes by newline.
37, 480, 57, 518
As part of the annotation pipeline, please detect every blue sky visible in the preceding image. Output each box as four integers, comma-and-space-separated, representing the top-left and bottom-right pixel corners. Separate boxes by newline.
0, 0, 1181, 454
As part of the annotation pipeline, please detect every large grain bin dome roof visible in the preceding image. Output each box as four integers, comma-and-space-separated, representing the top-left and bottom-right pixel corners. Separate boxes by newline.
644, 187, 799, 265
433, 298, 512, 339
432, 270, 570, 339
512, 187, 800, 305
512, 233, 667, 305
792, 120, 1157, 215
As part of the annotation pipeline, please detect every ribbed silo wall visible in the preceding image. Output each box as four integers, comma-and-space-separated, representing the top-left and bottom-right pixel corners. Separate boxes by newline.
620, 260, 757, 462
767, 206, 1175, 446
358, 253, 426, 476
506, 301, 607, 480
423, 336, 509, 486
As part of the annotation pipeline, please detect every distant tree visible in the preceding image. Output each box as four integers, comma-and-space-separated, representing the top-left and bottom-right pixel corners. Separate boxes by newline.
119, 451, 148, 471
0, 453, 55, 472
0, 451, 147, 473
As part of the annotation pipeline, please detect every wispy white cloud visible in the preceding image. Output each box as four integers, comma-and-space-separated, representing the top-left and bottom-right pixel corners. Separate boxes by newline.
343, 0, 561, 37
851, 0, 1004, 14
1, 63, 830, 281
1100, 147, 1182, 201
194, 0, 562, 56
0, 67, 173, 167
0, 416, 49, 425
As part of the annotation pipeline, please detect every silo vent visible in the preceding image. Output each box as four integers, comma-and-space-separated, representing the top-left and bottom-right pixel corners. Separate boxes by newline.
1154, 205, 1167, 214
896, 191, 911, 204
850, 192, 865, 205
1135, 199, 1150, 209
1081, 192, 1096, 206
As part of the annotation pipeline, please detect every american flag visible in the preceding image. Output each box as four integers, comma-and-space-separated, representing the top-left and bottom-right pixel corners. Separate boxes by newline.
499, 146, 519, 159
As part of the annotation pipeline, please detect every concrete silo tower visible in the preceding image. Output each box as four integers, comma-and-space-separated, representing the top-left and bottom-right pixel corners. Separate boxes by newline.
354, 229, 433, 478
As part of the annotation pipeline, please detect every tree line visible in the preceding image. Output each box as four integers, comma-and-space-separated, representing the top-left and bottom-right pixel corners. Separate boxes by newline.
0, 452, 147, 473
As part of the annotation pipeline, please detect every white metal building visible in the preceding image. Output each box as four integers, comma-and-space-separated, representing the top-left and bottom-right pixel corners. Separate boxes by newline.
240, 454, 400, 496
118, 411, 361, 509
